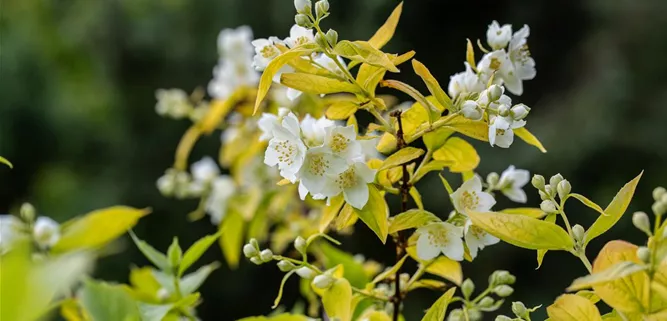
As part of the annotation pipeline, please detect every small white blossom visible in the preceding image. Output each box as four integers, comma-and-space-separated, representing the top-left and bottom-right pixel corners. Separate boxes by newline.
285, 87, 303, 101
497, 165, 530, 203
0, 215, 24, 253
191, 157, 220, 183
415, 222, 465, 261
258, 108, 290, 141
488, 115, 525, 148
208, 58, 259, 99
477, 50, 513, 85
217, 26, 254, 61
451, 175, 496, 214
324, 125, 363, 163
464, 220, 499, 259
285, 25, 315, 49
33, 216, 60, 249
264, 113, 307, 182
294, 0, 312, 13
313, 53, 347, 78
298, 146, 347, 199
447, 62, 486, 98
486, 21, 512, 50
510, 103, 530, 120
460, 100, 483, 121
505, 25, 536, 95
252, 38, 281, 71
206, 176, 236, 225
323, 162, 376, 209
300, 114, 334, 147
155, 89, 192, 119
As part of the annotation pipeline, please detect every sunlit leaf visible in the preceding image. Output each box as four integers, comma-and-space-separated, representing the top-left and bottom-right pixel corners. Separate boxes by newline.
372, 255, 408, 284
410, 187, 424, 210
379, 147, 424, 171
421, 287, 456, 321
219, 209, 245, 269
320, 194, 345, 233
388, 209, 441, 234
423, 127, 454, 152
317, 242, 369, 288
237, 313, 310, 321
129, 231, 170, 272
514, 127, 547, 153
406, 246, 462, 285
180, 262, 220, 295
326, 101, 358, 120
568, 261, 647, 292
280, 73, 362, 95
0, 156, 12, 168
79, 279, 140, 321
547, 294, 602, 321
568, 193, 607, 216
367, 2, 403, 49
466, 39, 476, 71
441, 115, 489, 142
412, 59, 452, 110
353, 184, 389, 243
334, 41, 398, 72
502, 207, 547, 219
536, 214, 557, 269
358, 51, 415, 94
433, 137, 480, 173
322, 278, 353, 321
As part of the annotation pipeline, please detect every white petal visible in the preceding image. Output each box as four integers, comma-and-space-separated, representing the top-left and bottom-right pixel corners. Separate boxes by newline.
298, 182, 309, 200
494, 129, 515, 148
475, 191, 497, 212
441, 235, 465, 261
282, 113, 301, 137
503, 187, 527, 203
416, 231, 440, 261
343, 182, 369, 210
464, 232, 481, 259
354, 162, 377, 183
286, 88, 302, 101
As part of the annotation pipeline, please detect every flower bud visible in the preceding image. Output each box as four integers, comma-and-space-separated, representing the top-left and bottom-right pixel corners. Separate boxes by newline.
497, 104, 510, 117
544, 185, 556, 197
494, 285, 514, 297
531, 174, 545, 190
447, 309, 464, 321
467, 309, 482, 321
250, 256, 263, 265
557, 179, 571, 199
259, 249, 274, 262
549, 174, 564, 189
495, 316, 513, 321
243, 243, 259, 258
156, 172, 176, 197
294, 0, 312, 13
32, 217, 60, 249
296, 266, 316, 279
540, 200, 558, 214
295, 14, 312, 28
277, 260, 296, 272
157, 288, 170, 301
461, 100, 483, 121
20, 203, 36, 223
461, 278, 475, 298
497, 271, 515, 285
653, 187, 667, 201
632, 211, 652, 235
572, 224, 585, 243
315, 0, 329, 18
511, 301, 528, 318
314, 33, 328, 49
479, 296, 495, 308
487, 85, 504, 102
653, 202, 666, 217
539, 190, 549, 201
325, 29, 338, 47
312, 274, 334, 289
637, 246, 651, 264
486, 172, 500, 188
295, 236, 307, 254
510, 103, 530, 120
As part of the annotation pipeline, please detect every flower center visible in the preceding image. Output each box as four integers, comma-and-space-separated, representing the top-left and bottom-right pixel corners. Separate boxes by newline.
461, 190, 480, 210
469, 225, 486, 239
294, 36, 310, 46
336, 167, 357, 189
261, 45, 278, 59
275, 140, 297, 165
496, 128, 506, 136
307, 154, 330, 176
330, 133, 349, 153
427, 226, 450, 245
489, 57, 502, 70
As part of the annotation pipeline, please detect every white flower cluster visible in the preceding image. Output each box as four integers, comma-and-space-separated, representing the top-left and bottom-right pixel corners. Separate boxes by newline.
415, 166, 529, 261
1, 211, 60, 253
208, 26, 259, 99
260, 111, 377, 209
154, 88, 192, 119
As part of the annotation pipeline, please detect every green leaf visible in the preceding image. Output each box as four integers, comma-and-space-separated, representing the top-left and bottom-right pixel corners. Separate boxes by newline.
0, 156, 12, 168
426, 257, 463, 286
439, 174, 454, 195
129, 231, 170, 271
421, 287, 456, 321
379, 147, 424, 171
179, 232, 221, 275
372, 255, 408, 284
219, 208, 245, 269
317, 241, 369, 288
167, 237, 182, 270
280, 73, 362, 95
423, 127, 454, 152
410, 187, 424, 210
412, 160, 453, 183
441, 115, 489, 142
585, 172, 643, 245
237, 313, 310, 321
137, 303, 173, 321
514, 127, 547, 153
547, 294, 602, 321
468, 210, 574, 251
412, 59, 452, 110
433, 137, 480, 173
320, 194, 345, 233
53, 206, 150, 253
466, 39, 476, 70
253, 44, 318, 114
568, 193, 607, 216
388, 209, 441, 234
536, 213, 557, 269
180, 262, 220, 295
79, 279, 140, 321
326, 101, 358, 120
567, 261, 647, 292
334, 40, 398, 72
502, 207, 547, 219
322, 278, 353, 321
367, 2, 403, 49
357, 51, 415, 94
352, 184, 389, 243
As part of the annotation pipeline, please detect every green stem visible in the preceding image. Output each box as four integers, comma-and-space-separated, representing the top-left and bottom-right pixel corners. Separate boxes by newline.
577, 252, 593, 273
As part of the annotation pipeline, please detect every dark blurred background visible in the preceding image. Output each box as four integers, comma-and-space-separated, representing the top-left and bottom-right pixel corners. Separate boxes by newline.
2, 0, 666, 319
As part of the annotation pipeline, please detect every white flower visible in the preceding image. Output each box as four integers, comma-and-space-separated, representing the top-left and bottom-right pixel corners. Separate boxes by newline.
300, 114, 335, 147
294, 0, 312, 13
505, 25, 536, 96
252, 38, 281, 71
464, 220, 499, 259
191, 157, 220, 183
497, 165, 530, 203
217, 26, 254, 61
286, 88, 303, 101
264, 113, 308, 182
0, 215, 24, 253
488, 115, 525, 148
313, 54, 347, 78
359, 137, 382, 161
285, 25, 314, 48
460, 100, 483, 121
33, 216, 60, 249
324, 162, 376, 209
208, 58, 259, 99
447, 62, 486, 98
258, 108, 290, 141
297, 146, 347, 199
486, 21, 512, 50
155, 89, 191, 119
324, 125, 363, 163
477, 50, 513, 85
415, 222, 464, 261
451, 175, 496, 214
206, 176, 236, 225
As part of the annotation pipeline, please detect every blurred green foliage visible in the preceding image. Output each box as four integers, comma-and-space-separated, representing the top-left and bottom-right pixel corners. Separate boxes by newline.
2, 0, 667, 319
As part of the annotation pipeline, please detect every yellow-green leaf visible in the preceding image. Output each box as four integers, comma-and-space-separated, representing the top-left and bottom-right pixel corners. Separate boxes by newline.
322, 278, 353, 321
410, 187, 424, 210
254, 45, 317, 114
547, 294, 602, 321
0, 156, 12, 168
567, 261, 647, 292
412, 59, 452, 110
537, 213, 557, 269
577, 290, 601, 304
326, 101, 358, 120
466, 39, 476, 70
179, 232, 221, 276
433, 137, 480, 173
237, 313, 310, 321
467, 210, 574, 251
359, 311, 391, 321
388, 209, 441, 234
514, 127, 547, 153
502, 207, 547, 219
412, 160, 453, 183
421, 287, 456, 321
200, 90, 244, 134
408, 279, 447, 291
358, 51, 415, 94
426, 257, 463, 286
219, 209, 245, 269
423, 127, 454, 151
379, 147, 424, 171
585, 172, 643, 245
317, 242, 369, 288
372, 255, 408, 284
320, 194, 345, 233
367, 2, 403, 49
441, 115, 489, 142
280, 73, 362, 95
353, 185, 389, 243
334, 40, 398, 72
568, 193, 606, 216
53, 206, 150, 252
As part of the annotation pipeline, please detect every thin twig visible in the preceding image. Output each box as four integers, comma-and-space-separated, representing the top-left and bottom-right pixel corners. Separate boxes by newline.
391, 110, 409, 321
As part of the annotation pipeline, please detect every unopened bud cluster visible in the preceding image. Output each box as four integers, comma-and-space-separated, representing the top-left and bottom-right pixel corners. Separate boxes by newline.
494, 301, 537, 321
243, 238, 274, 265
651, 186, 667, 217
532, 173, 571, 214
156, 168, 194, 199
